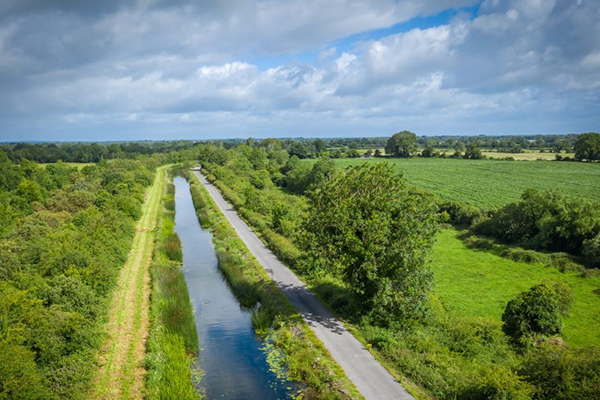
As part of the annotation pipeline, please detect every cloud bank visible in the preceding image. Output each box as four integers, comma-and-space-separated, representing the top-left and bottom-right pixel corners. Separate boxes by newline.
0, 0, 598, 140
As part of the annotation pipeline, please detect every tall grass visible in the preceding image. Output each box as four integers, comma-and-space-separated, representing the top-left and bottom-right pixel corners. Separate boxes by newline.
216, 251, 260, 308
145, 169, 201, 399
163, 233, 182, 262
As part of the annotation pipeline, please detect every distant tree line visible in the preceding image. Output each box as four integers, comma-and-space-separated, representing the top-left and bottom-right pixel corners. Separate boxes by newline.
0, 141, 197, 163
2, 132, 599, 164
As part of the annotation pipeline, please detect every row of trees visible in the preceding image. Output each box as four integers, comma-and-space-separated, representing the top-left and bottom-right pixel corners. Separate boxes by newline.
384, 130, 600, 161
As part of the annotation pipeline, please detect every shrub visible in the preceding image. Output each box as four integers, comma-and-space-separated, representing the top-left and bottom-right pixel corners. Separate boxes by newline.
439, 201, 485, 226
583, 233, 600, 268
263, 229, 302, 267
500, 248, 548, 264
475, 189, 600, 260
519, 344, 600, 400
502, 283, 572, 345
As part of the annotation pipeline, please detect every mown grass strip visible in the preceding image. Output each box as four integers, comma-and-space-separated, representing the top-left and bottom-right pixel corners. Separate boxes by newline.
144, 169, 201, 400
184, 167, 362, 400
91, 166, 166, 399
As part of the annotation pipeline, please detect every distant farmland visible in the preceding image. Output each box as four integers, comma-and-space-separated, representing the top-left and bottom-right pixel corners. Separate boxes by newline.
310, 158, 600, 208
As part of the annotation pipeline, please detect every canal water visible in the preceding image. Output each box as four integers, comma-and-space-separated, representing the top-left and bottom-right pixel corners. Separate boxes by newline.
173, 176, 295, 399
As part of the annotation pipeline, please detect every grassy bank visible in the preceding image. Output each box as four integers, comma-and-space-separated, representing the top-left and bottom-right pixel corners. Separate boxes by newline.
145, 170, 200, 399
307, 158, 600, 208
184, 168, 362, 400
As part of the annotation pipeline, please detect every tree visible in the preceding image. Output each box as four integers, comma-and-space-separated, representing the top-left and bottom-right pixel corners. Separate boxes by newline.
384, 131, 417, 157
313, 139, 326, 155
307, 158, 336, 188
303, 163, 438, 325
574, 132, 600, 161
463, 143, 482, 159
421, 145, 436, 157
502, 282, 572, 345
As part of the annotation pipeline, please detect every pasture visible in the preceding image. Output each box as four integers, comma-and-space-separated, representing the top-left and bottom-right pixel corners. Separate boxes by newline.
310, 158, 600, 208
431, 228, 600, 348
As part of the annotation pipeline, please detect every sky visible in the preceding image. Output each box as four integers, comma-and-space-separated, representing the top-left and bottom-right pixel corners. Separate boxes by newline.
0, 0, 599, 142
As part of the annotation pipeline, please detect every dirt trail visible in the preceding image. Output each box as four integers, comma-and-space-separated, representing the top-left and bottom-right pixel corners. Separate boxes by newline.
90, 166, 166, 400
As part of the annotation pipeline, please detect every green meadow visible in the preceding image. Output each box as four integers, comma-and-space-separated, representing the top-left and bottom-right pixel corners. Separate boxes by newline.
431, 229, 600, 348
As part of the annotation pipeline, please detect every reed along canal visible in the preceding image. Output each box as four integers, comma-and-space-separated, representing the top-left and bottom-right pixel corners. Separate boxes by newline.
173, 176, 296, 399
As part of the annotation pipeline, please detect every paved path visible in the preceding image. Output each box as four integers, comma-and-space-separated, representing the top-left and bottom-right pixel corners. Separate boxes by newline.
194, 171, 414, 400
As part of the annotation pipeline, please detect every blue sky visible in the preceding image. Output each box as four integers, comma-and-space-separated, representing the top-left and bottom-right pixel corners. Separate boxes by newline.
0, 0, 598, 141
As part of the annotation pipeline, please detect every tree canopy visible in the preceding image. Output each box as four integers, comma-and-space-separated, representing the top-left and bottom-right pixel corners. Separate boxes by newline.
303, 163, 438, 325
574, 132, 600, 161
384, 131, 417, 157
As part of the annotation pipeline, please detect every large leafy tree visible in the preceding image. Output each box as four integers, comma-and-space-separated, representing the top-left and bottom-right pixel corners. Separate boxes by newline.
384, 130, 417, 157
303, 163, 438, 325
574, 132, 600, 161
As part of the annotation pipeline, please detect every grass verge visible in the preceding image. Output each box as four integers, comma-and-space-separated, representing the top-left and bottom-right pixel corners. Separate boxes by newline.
145, 170, 201, 399
184, 168, 362, 400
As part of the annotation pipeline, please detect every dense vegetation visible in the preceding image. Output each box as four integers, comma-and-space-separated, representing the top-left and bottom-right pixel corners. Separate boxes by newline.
192, 141, 600, 399
0, 152, 160, 398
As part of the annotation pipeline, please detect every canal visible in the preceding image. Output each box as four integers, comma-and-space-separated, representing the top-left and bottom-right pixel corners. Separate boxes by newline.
173, 176, 295, 399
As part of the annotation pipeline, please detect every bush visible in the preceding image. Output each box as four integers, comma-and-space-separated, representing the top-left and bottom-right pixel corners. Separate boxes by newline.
583, 233, 600, 268
502, 283, 572, 345
263, 229, 302, 267
500, 248, 548, 264
475, 189, 600, 260
519, 344, 600, 400
439, 201, 485, 226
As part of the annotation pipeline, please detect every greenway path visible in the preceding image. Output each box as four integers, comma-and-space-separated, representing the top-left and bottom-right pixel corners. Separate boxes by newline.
194, 170, 414, 400
91, 167, 166, 400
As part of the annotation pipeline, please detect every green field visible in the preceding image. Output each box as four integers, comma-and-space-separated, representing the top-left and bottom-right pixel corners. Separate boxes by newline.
40, 162, 93, 169
431, 229, 600, 348
309, 158, 600, 208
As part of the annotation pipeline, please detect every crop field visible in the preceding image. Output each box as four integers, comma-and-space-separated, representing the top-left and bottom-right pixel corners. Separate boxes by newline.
431, 229, 600, 348
311, 158, 600, 208
481, 150, 575, 161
